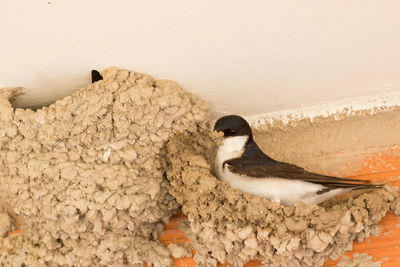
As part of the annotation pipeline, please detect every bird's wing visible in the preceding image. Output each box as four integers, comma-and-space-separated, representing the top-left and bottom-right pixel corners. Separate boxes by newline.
224, 157, 378, 189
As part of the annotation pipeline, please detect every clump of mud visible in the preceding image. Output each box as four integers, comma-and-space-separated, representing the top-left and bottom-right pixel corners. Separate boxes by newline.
338, 253, 381, 267
0, 67, 209, 266
167, 243, 192, 258
166, 129, 399, 266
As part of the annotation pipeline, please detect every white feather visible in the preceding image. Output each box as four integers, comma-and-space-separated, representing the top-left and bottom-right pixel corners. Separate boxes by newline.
214, 136, 348, 205
214, 135, 248, 176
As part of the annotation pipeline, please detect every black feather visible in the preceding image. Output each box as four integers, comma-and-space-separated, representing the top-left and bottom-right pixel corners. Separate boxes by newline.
91, 70, 103, 83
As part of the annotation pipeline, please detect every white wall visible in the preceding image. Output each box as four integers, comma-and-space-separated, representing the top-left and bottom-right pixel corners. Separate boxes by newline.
1, 1, 400, 115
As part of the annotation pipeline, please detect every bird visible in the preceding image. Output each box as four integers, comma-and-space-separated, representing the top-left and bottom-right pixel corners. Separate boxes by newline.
91, 70, 103, 83
213, 115, 382, 205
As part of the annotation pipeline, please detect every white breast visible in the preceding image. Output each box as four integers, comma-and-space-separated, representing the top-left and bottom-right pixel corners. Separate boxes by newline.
214, 135, 248, 179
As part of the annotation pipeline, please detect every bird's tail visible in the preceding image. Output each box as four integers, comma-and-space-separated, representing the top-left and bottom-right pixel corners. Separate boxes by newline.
329, 181, 384, 190
318, 180, 384, 195
349, 183, 384, 190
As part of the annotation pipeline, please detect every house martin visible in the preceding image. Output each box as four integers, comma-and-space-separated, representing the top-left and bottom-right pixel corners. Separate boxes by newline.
213, 115, 382, 205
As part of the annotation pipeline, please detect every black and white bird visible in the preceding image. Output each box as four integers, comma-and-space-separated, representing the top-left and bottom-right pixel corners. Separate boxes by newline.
213, 115, 381, 205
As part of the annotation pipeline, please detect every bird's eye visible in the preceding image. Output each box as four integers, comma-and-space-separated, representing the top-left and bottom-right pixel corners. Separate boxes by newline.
231, 129, 236, 135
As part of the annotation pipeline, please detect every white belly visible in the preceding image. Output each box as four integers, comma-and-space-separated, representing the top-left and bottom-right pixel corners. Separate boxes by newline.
220, 167, 347, 205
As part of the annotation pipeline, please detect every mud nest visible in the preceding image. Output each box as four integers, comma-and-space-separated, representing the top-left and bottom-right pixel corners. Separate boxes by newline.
166, 130, 399, 266
0, 67, 208, 266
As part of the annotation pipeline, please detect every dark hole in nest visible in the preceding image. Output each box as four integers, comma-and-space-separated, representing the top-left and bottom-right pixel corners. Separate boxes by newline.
91, 70, 103, 83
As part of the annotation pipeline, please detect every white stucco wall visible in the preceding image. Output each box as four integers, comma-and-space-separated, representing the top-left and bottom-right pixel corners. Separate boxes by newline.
1, 1, 400, 116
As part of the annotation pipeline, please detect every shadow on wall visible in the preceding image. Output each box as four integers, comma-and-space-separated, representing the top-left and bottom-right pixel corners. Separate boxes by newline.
7, 70, 104, 110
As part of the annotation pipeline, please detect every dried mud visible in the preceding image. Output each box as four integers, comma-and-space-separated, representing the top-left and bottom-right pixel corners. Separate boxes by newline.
0, 67, 209, 266
337, 253, 381, 267
166, 128, 399, 266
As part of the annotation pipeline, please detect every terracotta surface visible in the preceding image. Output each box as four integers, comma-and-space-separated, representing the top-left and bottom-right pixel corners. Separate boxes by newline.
159, 146, 400, 267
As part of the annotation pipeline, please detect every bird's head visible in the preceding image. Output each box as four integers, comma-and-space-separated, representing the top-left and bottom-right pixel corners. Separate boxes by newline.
213, 115, 253, 139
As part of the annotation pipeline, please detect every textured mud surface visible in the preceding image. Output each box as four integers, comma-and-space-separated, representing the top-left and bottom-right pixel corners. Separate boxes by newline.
0, 68, 209, 266
337, 253, 381, 267
166, 128, 399, 266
